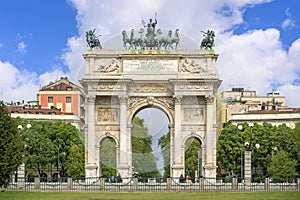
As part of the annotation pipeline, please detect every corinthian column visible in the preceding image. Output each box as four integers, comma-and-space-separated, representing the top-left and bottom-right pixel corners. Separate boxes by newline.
85, 94, 97, 178
172, 95, 183, 178
118, 95, 130, 175
204, 94, 216, 179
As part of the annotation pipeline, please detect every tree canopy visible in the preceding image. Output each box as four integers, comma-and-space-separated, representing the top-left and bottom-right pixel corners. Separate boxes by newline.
217, 122, 298, 179
100, 137, 117, 178
0, 101, 23, 188
132, 117, 161, 178
15, 119, 85, 178
158, 131, 170, 179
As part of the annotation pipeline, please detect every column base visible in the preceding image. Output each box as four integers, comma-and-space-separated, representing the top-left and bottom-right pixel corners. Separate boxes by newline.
85, 163, 98, 178
171, 164, 184, 178
203, 164, 217, 180
118, 163, 130, 177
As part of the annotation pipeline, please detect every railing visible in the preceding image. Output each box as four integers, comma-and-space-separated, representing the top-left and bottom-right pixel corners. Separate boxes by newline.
7, 176, 300, 192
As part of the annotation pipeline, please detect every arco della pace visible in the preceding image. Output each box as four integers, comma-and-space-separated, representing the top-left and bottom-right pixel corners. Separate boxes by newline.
81, 21, 220, 180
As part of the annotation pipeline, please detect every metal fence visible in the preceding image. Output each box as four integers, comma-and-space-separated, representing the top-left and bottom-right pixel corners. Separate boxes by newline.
7, 176, 300, 192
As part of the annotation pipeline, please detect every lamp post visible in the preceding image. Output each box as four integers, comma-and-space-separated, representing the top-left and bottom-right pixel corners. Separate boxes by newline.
237, 125, 243, 181
17, 124, 31, 184
57, 145, 60, 178
243, 123, 260, 187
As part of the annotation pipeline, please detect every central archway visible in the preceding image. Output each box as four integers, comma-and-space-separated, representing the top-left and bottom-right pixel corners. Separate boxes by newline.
131, 107, 170, 178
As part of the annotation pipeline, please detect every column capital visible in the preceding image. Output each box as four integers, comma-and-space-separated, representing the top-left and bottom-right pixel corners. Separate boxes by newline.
87, 95, 96, 103
205, 95, 214, 104
118, 95, 128, 104
173, 95, 183, 104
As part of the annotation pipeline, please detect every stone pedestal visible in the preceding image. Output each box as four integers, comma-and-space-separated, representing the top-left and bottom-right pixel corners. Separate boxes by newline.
244, 150, 251, 188
17, 163, 25, 189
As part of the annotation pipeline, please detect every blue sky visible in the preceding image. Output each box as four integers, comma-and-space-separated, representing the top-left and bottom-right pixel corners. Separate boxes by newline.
0, 0, 77, 75
0, 0, 299, 107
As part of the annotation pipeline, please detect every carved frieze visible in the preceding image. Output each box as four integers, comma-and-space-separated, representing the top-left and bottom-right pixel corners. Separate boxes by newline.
92, 83, 126, 91
179, 58, 206, 73
132, 84, 171, 93
97, 59, 121, 73
183, 108, 204, 122
128, 96, 174, 110
97, 108, 118, 122
96, 125, 120, 131
96, 96, 119, 105
176, 84, 209, 91
181, 125, 205, 131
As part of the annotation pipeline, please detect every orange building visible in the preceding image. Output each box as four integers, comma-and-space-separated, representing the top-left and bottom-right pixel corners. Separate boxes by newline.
38, 77, 85, 128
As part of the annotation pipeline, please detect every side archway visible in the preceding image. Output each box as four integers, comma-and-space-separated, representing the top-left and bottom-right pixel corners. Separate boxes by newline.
97, 134, 119, 178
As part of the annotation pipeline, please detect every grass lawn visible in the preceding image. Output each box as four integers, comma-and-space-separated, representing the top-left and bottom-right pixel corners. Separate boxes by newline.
0, 191, 299, 200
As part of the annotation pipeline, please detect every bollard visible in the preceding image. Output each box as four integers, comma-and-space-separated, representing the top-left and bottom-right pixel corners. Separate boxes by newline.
232, 177, 238, 190
199, 177, 204, 191
297, 177, 300, 191
17, 177, 24, 190
264, 177, 270, 192
34, 177, 40, 190
100, 177, 105, 190
133, 178, 138, 191
166, 177, 171, 190
67, 177, 73, 190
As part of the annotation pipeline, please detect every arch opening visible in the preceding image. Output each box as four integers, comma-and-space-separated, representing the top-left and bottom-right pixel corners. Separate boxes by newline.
131, 107, 170, 178
100, 137, 117, 178
184, 137, 202, 182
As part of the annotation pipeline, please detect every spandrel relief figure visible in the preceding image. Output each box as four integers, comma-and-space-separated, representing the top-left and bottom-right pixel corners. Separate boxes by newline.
180, 59, 204, 73
98, 59, 120, 73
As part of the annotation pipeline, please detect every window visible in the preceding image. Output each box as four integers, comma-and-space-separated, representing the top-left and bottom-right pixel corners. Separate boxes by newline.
48, 97, 53, 103
66, 87, 72, 91
66, 97, 72, 103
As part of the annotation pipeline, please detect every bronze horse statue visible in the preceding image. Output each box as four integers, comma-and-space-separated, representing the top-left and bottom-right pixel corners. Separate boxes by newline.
200, 30, 215, 50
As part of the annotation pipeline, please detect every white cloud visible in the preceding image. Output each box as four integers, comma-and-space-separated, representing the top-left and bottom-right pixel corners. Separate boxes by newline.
0, 61, 69, 103
59, 0, 300, 109
0, 61, 39, 102
216, 30, 300, 107
2, 0, 300, 108
281, 8, 297, 30
18, 41, 26, 53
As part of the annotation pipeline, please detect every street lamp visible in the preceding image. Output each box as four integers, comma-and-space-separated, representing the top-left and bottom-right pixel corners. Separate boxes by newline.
243, 123, 260, 186
57, 145, 61, 178
237, 125, 243, 181
17, 123, 31, 183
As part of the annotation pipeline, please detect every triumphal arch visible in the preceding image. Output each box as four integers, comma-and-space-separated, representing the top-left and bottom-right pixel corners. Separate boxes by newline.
80, 25, 220, 180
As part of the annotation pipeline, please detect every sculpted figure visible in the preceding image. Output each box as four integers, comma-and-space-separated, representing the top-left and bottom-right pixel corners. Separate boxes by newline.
200, 30, 215, 50
86, 29, 102, 49
142, 13, 157, 37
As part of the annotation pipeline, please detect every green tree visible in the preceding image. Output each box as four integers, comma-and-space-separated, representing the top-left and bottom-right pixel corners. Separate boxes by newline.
158, 131, 170, 179
47, 120, 85, 177
132, 117, 160, 178
267, 150, 297, 182
185, 138, 201, 179
100, 137, 117, 178
16, 120, 84, 178
217, 122, 297, 179
292, 122, 300, 174
0, 102, 23, 188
